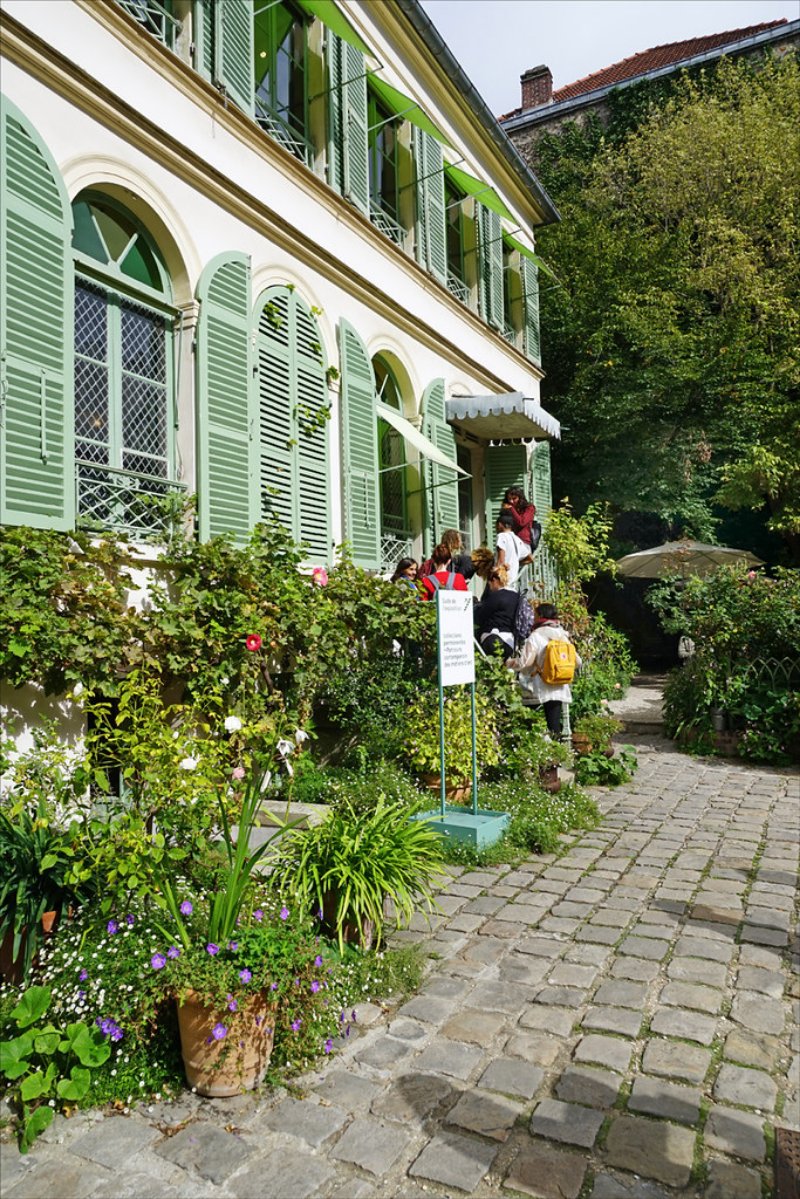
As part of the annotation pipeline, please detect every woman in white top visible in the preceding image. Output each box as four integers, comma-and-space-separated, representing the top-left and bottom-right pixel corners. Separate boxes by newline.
509, 603, 582, 738
495, 511, 531, 588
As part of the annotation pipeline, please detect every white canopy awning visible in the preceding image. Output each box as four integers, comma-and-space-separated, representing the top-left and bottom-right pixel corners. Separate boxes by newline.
445, 393, 560, 441
376, 401, 468, 475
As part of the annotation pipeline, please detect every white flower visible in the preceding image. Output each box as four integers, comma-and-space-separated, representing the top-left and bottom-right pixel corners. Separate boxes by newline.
72, 682, 84, 698
294, 728, 309, 744
224, 715, 243, 733
180, 756, 198, 771
260, 770, 273, 793
277, 738, 294, 758
284, 760, 294, 777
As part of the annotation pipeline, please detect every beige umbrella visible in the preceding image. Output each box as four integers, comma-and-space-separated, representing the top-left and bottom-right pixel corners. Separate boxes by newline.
616, 540, 764, 579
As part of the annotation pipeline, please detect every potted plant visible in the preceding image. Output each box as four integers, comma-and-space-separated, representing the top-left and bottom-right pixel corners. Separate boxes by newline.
572, 711, 622, 756
269, 799, 447, 950
402, 689, 499, 799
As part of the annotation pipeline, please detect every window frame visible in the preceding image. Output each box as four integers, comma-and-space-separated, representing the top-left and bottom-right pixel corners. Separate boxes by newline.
254, 0, 312, 162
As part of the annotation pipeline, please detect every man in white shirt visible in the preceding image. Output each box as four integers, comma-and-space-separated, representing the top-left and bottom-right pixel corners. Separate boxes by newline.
495, 511, 531, 587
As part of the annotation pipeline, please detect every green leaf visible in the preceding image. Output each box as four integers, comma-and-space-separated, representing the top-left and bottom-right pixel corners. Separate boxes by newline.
12, 986, 52, 1028
20, 1071, 50, 1102
69, 1024, 111, 1068
20, 1104, 54, 1153
56, 1066, 91, 1101
33, 1029, 60, 1055
0, 1031, 34, 1079
8, 637, 28, 657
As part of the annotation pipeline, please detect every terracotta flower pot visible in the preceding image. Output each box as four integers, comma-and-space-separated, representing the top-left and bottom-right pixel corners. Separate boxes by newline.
538, 764, 561, 794
422, 773, 471, 803
321, 890, 375, 950
176, 988, 276, 1097
0, 911, 60, 984
571, 733, 592, 756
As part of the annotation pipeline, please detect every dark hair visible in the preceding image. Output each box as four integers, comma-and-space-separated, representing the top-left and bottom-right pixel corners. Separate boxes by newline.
504, 486, 534, 513
391, 557, 417, 583
535, 603, 558, 621
497, 510, 515, 528
432, 542, 452, 567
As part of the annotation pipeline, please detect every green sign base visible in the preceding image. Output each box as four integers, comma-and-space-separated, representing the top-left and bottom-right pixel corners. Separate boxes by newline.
414, 807, 509, 849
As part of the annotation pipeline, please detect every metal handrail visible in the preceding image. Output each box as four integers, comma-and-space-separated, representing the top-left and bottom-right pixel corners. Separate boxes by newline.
116, 0, 181, 44
369, 202, 405, 246
447, 273, 470, 305
254, 97, 313, 166
76, 460, 186, 540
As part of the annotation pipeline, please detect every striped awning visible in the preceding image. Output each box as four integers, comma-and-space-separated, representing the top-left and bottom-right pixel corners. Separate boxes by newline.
445, 393, 560, 441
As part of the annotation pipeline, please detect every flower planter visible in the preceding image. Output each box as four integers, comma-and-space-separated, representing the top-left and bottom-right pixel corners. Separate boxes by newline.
422, 773, 471, 804
321, 891, 375, 950
713, 730, 743, 757
571, 733, 592, 756
538, 765, 561, 794
176, 988, 276, 1097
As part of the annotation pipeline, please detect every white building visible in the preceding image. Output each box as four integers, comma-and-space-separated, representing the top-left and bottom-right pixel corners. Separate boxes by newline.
0, 0, 560, 577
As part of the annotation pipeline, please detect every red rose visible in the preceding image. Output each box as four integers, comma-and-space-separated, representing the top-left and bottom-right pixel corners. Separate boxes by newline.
245, 634, 262, 652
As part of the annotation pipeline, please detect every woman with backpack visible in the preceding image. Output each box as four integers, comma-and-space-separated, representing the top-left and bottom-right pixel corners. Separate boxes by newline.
502, 487, 541, 551
420, 542, 469, 601
509, 603, 581, 738
474, 564, 518, 660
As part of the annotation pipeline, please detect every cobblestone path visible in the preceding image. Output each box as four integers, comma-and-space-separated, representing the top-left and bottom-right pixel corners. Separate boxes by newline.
2, 736, 798, 1199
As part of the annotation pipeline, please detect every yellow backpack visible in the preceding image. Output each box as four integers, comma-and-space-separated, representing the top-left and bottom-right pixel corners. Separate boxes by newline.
540, 639, 577, 685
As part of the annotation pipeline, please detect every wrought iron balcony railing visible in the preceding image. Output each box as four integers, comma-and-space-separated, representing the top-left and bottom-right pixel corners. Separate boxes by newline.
369, 202, 405, 248
255, 99, 313, 168
447, 273, 470, 306
115, 0, 180, 48
381, 532, 413, 574
76, 461, 186, 541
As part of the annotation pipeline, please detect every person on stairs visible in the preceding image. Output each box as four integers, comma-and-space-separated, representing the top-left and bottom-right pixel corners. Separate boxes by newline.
509, 603, 581, 738
420, 542, 469, 601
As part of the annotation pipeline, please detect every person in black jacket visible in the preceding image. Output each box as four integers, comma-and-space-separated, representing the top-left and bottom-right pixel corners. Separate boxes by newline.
474, 564, 518, 661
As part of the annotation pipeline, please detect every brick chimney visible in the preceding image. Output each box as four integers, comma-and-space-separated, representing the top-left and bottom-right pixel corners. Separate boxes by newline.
521, 65, 553, 110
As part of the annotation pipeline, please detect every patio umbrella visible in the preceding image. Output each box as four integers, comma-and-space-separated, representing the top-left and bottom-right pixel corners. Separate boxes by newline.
615, 540, 764, 579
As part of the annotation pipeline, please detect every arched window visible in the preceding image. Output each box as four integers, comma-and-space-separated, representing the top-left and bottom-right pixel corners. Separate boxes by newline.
374, 357, 411, 566
71, 192, 179, 537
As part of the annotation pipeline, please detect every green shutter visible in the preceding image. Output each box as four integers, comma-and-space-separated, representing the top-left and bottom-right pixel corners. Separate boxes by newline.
196, 252, 256, 541
478, 203, 503, 330
339, 320, 379, 568
339, 41, 369, 214
484, 443, 526, 542
193, 0, 215, 79
327, 30, 343, 193
257, 287, 330, 562
213, 0, 253, 116
522, 256, 540, 363
422, 378, 458, 542
532, 440, 552, 519
0, 96, 74, 531
415, 131, 446, 283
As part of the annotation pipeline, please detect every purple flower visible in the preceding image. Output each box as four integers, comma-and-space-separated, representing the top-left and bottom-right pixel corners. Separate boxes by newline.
280, 906, 289, 921
270, 982, 278, 991
239, 968, 252, 983
79, 968, 88, 981
339, 1011, 346, 1024
106, 920, 118, 935
179, 900, 193, 915
167, 946, 180, 959
151, 953, 167, 970
96, 1017, 123, 1041
227, 995, 238, 1012
351, 1010, 357, 1022
253, 909, 263, 922
316, 908, 323, 921
310, 980, 321, 994
323, 1038, 333, 1054
211, 1023, 227, 1040
110, 1026, 124, 1042
125, 914, 135, 926
206, 943, 219, 956
77, 989, 86, 1000
345, 1026, 351, 1038
228, 941, 238, 951
291, 1019, 302, 1032
314, 955, 323, 968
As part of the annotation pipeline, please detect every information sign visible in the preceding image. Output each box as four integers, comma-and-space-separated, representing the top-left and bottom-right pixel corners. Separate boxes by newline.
437, 591, 475, 687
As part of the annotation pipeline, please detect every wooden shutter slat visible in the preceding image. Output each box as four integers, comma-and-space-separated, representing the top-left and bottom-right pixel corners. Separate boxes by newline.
421, 378, 458, 543
341, 42, 369, 214
339, 320, 379, 567
484, 443, 526, 541
522, 257, 541, 363
215, 0, 254, 117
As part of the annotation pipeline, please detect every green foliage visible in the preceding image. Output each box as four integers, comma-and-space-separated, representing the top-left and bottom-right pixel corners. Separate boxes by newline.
270, 801, 447, 951
572, 711, 623, 751
309, 761, 429, 816
0, 986, 110, 1152
534, 56, 800, 556
318, 653, 428, 767
574, 746, 638, 787
557, 594, 638, 721
543, 502, 616, 583
401, 687, 500, 783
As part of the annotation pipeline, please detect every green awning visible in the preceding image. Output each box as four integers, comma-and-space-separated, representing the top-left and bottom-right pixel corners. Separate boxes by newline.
368, 75, 451, 147
444, 164, 514, 222
502, 231, 557, 280
295, 0, 372, 57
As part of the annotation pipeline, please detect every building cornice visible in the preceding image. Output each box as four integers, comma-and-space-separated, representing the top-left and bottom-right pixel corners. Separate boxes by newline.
0, 4, 543, 392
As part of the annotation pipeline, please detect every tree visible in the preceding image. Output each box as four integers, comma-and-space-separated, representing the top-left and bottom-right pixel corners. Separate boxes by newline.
535, 56, 800, 560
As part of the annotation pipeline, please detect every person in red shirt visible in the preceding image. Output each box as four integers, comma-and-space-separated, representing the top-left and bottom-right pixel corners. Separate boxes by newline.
502, 487, 538, 549
420, 542, 469, 600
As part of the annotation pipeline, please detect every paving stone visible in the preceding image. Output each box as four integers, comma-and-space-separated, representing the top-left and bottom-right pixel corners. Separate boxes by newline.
573, 1033, 633, 1072
649, 1007, 718, 1045
355, 1035, 415, 1067
504, 1031, 563, 1067
447, 883, 483, 898
628, 1075, 702, 1123
574, 924, 619, 945
4, 1158, 110, 1199
460, 936, 508, 964
441, 1008, 507, 1046
724, 1028, 781, 1070
618, 935, 669, 961
551, 901, 593, 920
628, 920, 675, 940
704, 1106, 766, 1160
313, 1070, 383, 1110
479, 918, 525, 939
409, 1130, 497, 1191
446, 1086, 522, 1141
562, 942, 612, 967
396, 995, 455, 1024
714, 1063, 777, 1110
593, 979, 649, 1009
641, 1038, 711, 1084
530, 1097, 604, 1148
705, 1159, 762, 1199
414, 1037, 485, 1080
155, 1122, 257, 1184
370, 1072, 454, 1121
70, 1118, 159, 1168
604, 1115, 696, 1187
741, 923, 788, 946
227, 1145, 335, 1199
518, 1005, 575, 1036
547, 962, 599, 988
731, 991, 785, 1035
387, 1017, 429, 1042
659, 980, 723, 1014
421, 975, 474, 1000
464, 895, 507, 916
738, 943, 786, 970
581, 1006, 641, 1037
350, 1002, 385, 1027
330, 1116, 411, 1175
667, 956, 728, 987
555, 1064, 623, 1109
611, 957, 660, 982
447, 912, 486, 933
459, 870, 504, 886
503, 1141, 588, 1199
479, 1057, 544, 1099
497, 955, 551, 986
588, 908, 633, 928
673, 936, 734, 963
534, 985, 586, 1007
436, 893, 468, 916
737, 965, 785, 997
467, 980, 537, 1015
539, 916, 582, 936
262, 1098, 349, 1148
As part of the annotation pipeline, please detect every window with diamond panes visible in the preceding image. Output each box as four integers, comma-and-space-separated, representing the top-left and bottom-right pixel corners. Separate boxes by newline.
374, 358, 409, 544
72, 194, 178, 536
